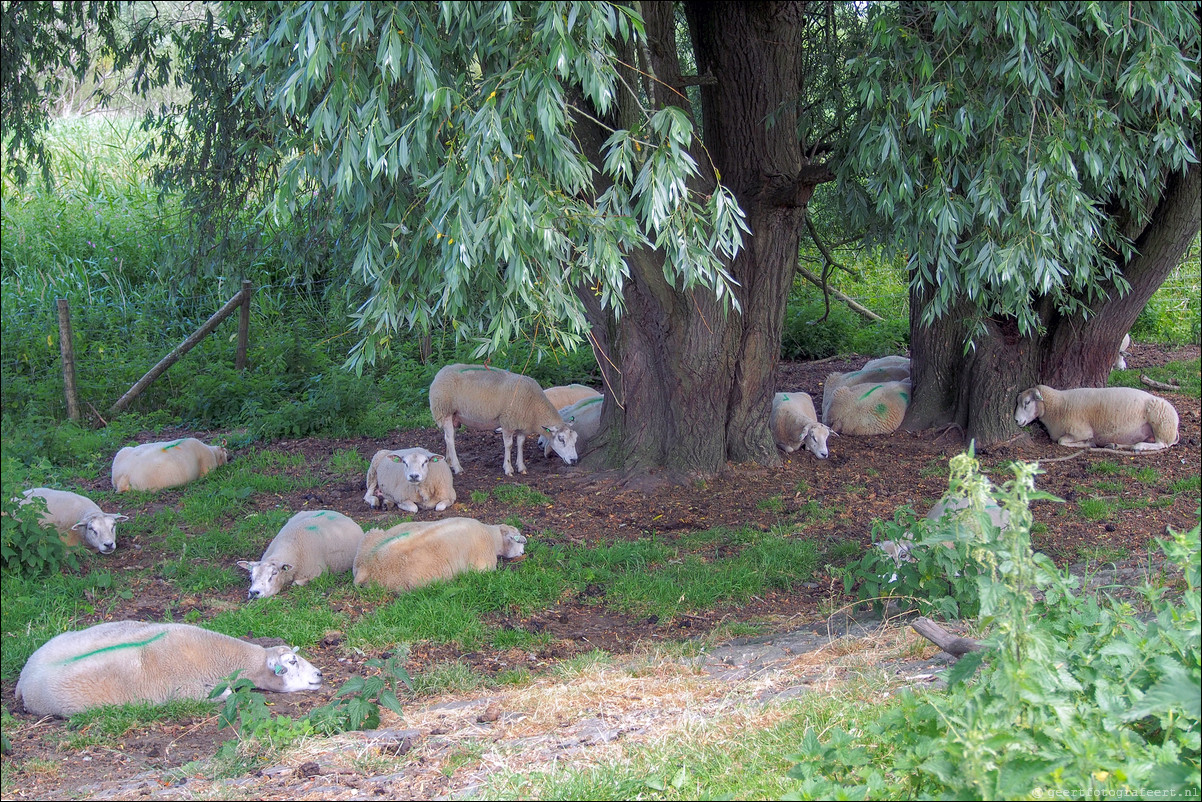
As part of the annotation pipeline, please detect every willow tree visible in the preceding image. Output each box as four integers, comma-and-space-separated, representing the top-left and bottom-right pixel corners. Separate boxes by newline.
225, 0, 847, 478
838, 2, 1200, 446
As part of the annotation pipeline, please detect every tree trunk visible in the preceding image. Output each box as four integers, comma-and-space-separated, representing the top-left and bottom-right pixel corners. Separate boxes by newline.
904, 163, 1200, 447
574, 1, 827, 479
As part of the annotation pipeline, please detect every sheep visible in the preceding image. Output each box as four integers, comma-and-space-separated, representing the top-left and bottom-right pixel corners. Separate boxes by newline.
861, 355, 910, 374
429, 363, 578, 476
1014, 385, 1179, 452
353, 516, 527, 593
18, 488, 128, 554
544, 384, 602, 409
112, 437, 229, 492
770, 392, 833, 459
821, 364, 911, 421
15, 620, 323, 718
540, 395, 604, 457
1112, 333, 1132, 371
237, 510, 366, 599
824, 379, 912, 436
363, 447, 456, 512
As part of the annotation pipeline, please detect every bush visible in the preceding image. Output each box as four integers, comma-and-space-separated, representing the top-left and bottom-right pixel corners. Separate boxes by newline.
0, 456, 81, 576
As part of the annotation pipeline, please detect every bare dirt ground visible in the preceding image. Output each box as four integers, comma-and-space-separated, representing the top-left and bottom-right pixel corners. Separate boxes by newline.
2, 345, 1199, 800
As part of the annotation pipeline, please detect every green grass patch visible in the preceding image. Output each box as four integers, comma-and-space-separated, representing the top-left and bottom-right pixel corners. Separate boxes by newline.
1077, 498, 1117, 521
1109, 358, 1201, 398
491, 483, 551, 506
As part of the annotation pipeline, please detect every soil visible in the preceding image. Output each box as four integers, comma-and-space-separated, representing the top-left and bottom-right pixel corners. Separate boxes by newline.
2, 345, 1199, 800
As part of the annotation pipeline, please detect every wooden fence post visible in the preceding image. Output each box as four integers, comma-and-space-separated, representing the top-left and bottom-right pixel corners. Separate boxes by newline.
235, 279, 252, 371
56, 298, 81, 421
109, 283, 252, 415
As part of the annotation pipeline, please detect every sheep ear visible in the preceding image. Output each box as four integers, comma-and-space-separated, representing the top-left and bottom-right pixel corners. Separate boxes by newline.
543, 426, 553, 433
70, 520, 88, 531
388, 455, 402, 463
430, 456, 440, 462
236, 560, 255, 572
568, 416, 576, 423
1033, 389, 1043, 401
113, 514, 130, 522
280, 563, 294, 573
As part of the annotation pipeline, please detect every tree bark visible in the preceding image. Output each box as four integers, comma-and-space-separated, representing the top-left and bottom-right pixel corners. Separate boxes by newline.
903, 163, 1200, 447
575, 1, 827, 479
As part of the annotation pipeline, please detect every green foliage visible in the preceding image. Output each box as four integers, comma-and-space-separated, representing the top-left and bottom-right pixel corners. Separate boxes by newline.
787, 461, 1201, 800
843, 449, 1063, 619
221, 0, 746, 370
307, 655, 411, 735
1110, 358, 1202, 399
0, 456, 81, 576
840, 2, 1200, 342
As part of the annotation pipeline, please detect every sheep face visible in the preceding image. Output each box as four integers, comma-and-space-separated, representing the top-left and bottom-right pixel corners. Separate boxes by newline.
800, 423, 832, 460
238, 559, 294, 599
498, 524, 527, 559
72, 512, 128, 554
393, 451, 441, 484
542, 425, 579, 465
265, 646, 323, 691
1014, 389, 1043, 426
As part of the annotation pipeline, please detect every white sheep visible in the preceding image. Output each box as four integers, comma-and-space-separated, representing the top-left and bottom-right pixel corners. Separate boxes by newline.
353, 516, 527, 593
18, 488, 128, 554
1112, 333, 1132, 371
540, 395, 604, 457
111, 437, 229, 492
824, 379, 912, 436
770, 392, 833, 459
363, 447, 456, 512
15, 620, 323, 718
237, 510, 366, 599
821, 363, 911, 421
1014, 384, 1179, 452
429, 363, 578, 476
544, 384, 602, 409
861, 355, 910, 374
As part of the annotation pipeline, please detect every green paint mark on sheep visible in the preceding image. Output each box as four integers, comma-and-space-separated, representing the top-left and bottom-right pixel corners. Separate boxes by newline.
306, 525, 320, 531
367, 531, 413, 558
575, 397, 602, 409
459, 366, 495, 373
858, 385, 883, 401
60, 631, 167, 665
875, 402, 889, 418
160, 439, 185, 451
899, 391, 910, 403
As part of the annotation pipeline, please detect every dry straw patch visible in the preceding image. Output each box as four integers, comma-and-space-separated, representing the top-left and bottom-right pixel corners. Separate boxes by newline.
232, 619, 938, 800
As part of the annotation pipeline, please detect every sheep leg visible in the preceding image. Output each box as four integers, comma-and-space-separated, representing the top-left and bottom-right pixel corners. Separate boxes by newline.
439, 418, 463, 474
515, 432, 527, 474
501, 430, 515, 476
1056, 437, 1094, 448
1129, 440, 1169, 452
399, 500, 419, 512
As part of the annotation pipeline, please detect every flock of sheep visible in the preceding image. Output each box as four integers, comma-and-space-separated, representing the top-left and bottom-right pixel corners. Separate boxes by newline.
13, 352, 1180, 718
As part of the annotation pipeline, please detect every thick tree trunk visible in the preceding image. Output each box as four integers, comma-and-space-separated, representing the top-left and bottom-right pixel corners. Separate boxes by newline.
904, 163, 1200, 448
576, 1, 828, 478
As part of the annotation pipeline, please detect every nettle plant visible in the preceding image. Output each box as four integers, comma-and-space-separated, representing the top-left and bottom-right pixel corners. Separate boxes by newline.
789, 456, 1201, 799
846, 448, 1062, 619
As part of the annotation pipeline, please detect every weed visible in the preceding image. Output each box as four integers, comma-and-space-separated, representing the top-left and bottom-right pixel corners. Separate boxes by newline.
757, 496, 785, 513
1089, 460, 1122, 475
328, 448, 369, 475
470, 489, 489, 504
1078, 498, 1116, 521
492, 484, 551, 506
308, 655, 411, 734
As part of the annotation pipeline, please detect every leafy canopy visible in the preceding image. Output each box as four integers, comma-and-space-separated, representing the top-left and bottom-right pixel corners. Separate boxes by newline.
838, 1, 1200, 340
227, 1, 747, 370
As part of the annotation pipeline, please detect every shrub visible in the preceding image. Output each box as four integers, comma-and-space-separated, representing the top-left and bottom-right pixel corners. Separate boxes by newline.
0, 456, 81, 576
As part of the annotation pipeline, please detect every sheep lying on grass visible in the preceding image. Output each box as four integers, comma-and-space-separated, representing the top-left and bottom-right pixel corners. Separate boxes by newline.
821, 361, 910, 421
18, 488, 128, 554
770, 392, 832, 459
429, 363, 578, 475
544, 384, 601, 409
824, 379, 911, 436
364, 447, 456, 512
238, 510, 365, 599
1014, 385, 1179, 452
540, 395, 604, 457
353, 516, 527, 593
15, 620, 322, 718
112, 438, 229, 492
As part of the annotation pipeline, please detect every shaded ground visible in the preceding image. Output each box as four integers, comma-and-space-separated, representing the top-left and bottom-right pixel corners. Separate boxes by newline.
2, 345, 1199, 799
